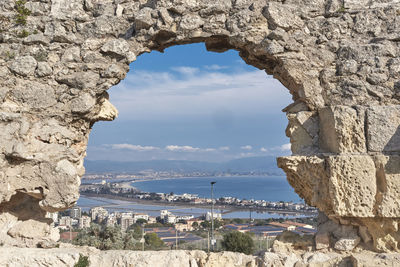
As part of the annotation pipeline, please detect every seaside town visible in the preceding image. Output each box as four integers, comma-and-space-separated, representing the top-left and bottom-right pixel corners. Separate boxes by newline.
52, 205, 317, 251
47, 179, 318, 252
80, 180, 318, 215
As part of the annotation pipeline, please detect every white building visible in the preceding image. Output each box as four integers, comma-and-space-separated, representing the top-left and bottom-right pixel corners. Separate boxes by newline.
176, 215, 194, 222
165, 214, 177, 224
59, 216, 72, 227
205, 212, 222, 221
148, 216, 157, 224
120, 214, 134, 231
160, 210, 171, 219
106, 214, 117, 227
90, 207, 108, 222
69, 207, 81, 219
79, 215, 91, 229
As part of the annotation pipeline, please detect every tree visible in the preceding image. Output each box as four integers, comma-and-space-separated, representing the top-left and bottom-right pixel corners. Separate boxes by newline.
126, 224, 143, 239
200, 221, 210, 229
98, 226, 124, 250
221, 231, 255, 255
232, 218, 244, 224
136, 218, 148, 225
73, 225, 124, 250
144, 232, 164, 249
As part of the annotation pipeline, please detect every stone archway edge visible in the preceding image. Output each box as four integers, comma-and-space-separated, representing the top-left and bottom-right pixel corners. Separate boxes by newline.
0, 0, 399, 252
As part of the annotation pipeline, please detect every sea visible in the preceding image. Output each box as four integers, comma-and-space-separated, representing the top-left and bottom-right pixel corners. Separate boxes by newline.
78, 176, 309, 219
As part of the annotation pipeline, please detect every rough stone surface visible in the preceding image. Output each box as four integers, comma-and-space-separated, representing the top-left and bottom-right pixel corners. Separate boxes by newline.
0, 247, 399, 267
0, 0, 400, 252
367, 106, 400, 152
319, 105, 366, 153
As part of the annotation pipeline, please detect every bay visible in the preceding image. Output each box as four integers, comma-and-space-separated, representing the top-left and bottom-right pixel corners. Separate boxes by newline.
77, 196, 308, 219
77, 176, 309, 219
132, 176, 302, 202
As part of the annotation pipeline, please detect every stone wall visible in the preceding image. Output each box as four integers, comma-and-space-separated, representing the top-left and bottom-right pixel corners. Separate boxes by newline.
1, 246, 400, 267
0, 0, 399, 252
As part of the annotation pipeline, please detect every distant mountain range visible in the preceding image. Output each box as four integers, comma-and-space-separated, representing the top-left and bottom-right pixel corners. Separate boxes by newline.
84, 156, 284, 175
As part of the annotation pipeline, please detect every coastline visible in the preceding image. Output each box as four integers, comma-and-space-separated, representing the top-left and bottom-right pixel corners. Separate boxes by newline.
82, 174, 287, 182
80, 192, 316, 216
130, 175, 288, 184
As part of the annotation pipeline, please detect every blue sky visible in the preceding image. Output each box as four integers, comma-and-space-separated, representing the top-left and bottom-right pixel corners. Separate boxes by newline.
86, 43, 292, 162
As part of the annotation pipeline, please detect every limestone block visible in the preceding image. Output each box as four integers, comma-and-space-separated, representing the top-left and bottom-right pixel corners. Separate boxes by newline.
11, 80, 57, 109
50, 0, 89, 21
56, 71, 99, 90
135, 7, 155, 30
367, 106, 400, 152
350, 251, 400, 266
92, 98, 118, 121
334, 237, 360, 251
285, 111, 318, 154
180, 14, 204, 31
279, 155, 377, 217
374, 155, 400, 217
23, 34, 50, 46
326, 155, 376, 217
319, 105, 366, 153
70, 93, 96, 114
101, 39, 130, 59
277, 156, 333, 213
159, 8, 174, 25
258, 252, 283, 267
262, 2, 304, 30
35, 62, 52, 77
7, 219, 60, 242
9, 56, 37, 77
101, 64, 127, 79
61, 47, 81, 62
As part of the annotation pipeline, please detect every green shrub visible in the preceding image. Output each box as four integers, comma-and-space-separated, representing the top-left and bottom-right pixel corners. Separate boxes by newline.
74, 254, 89, 267
17, 29, 29, 38
221, 231, 255, 255
15, 0, 31, 25
337, 5, 346, 13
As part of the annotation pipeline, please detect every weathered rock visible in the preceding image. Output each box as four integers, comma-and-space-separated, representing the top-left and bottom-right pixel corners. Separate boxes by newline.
9, 56, 37, 77
334, 237, 360, 251
373, 155, 400, 217
319, 105, 366, 153
70, 93, 96, 114
315, 232, 330, 250
367, 106, 400, 152
23, 34, 51, 46
0, 0, 400, 252
100, 39, 130, 59
35, 62, 52, 77
326, 155, 376, 217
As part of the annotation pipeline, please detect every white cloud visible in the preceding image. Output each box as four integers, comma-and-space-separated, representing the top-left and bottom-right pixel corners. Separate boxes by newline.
165, 145, 200, 152
165, 145, 220, 153
110, 144, 160, 151
240, 145, 253, 150
109, 67, 291, 120
239, 152, 256, 158
280, 143, 291, 151
171, 66, 199, 76
204, 64, 228, 70
260, 147, 268, 152
219, 146, 230, 151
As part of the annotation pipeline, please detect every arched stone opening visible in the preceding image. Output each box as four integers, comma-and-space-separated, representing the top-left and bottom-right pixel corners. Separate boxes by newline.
0, 0, 399, 252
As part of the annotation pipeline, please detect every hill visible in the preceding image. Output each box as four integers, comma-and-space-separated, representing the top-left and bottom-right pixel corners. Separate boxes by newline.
84, 156, 284, 175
